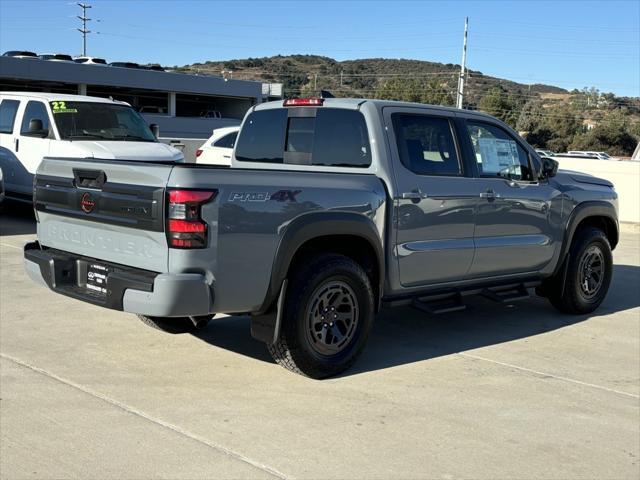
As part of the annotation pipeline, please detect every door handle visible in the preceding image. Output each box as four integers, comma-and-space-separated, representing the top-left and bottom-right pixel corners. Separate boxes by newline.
222, 155, 231, 158
479, 189, 501, 199
14, 138, 19, 152
401, 189, 428, 200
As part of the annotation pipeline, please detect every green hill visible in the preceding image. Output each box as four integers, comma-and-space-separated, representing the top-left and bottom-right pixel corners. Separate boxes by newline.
175, 55, 638, 155
176, 54, 566, 104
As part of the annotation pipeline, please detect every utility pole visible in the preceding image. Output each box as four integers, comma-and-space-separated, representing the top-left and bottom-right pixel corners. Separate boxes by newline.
340, 71, 344, 87
77, 3, 92, 56
456, 16, 468, 109
314, 73, 318, 92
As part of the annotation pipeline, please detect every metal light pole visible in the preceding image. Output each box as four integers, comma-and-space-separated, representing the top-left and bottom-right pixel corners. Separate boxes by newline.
456, 17, 468, 109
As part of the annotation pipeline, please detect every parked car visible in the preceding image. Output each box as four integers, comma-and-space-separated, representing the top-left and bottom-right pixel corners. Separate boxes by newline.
24, 97, 618, 378
567, 151, 613, 160
200, 109, 222, 119
2, 50, 37, 59
74, 56, 107, 65
0, 92, 184, 201
109, 61, 140, 69
138, 106, 167, 114
141, 64, 165, 71
535, 149, 555, 157
553, 153, 600, 160
195, 126, 239, 165
39, 53, 73, 62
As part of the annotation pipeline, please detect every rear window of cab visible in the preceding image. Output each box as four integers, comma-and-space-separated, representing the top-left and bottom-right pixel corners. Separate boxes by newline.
235, 108, 371, 168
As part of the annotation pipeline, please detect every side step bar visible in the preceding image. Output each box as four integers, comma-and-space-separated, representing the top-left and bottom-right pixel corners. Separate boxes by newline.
407, 284, 532, 315
412, 293, 466, 315
481, 285, 530, 303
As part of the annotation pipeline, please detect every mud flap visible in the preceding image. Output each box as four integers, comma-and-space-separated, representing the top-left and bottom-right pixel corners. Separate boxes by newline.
250, 279, 287, 344
537, 254, 570, 298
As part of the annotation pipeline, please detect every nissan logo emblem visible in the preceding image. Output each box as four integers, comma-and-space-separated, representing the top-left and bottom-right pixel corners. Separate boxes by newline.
80, 192, 96, 214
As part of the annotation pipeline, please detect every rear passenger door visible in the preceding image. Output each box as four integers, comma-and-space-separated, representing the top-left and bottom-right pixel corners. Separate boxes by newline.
461, 119, 559, 277
384, 107, 481, 287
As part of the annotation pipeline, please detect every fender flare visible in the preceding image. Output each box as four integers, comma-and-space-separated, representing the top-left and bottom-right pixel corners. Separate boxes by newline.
554, 200, 618, 276
251, 211, 384, 343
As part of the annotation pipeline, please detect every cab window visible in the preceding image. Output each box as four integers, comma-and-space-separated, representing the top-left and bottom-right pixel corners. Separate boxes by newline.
20, 101, 50, 135
236, 108, 371, 167
466, 121, 533, 181
392, 114, 461, 176
0, 99, 20, 134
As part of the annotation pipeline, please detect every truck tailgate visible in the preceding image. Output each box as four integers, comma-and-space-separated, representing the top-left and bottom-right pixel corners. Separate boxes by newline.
34, 158, 173, 273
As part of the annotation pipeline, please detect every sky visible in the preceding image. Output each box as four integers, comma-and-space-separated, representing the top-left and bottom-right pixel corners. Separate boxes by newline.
0, 0, 638, 96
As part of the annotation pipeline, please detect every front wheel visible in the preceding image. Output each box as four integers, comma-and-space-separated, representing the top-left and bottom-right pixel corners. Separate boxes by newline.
268, 253, 375, 379
546, 227, 613, 314
137, 314, 214, 334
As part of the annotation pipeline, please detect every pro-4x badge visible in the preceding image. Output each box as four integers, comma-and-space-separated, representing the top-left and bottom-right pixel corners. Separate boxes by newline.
228, 190, 302, 202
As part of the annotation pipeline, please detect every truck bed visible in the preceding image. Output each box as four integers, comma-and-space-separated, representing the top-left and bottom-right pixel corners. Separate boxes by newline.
31, 157, 387, 314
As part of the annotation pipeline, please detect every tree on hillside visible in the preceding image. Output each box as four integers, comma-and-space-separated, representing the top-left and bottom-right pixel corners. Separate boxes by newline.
542, 104, 584, 152
375, 78, 423, 102
570, 112, 638, 156
516, 100, 545, 133
374, 78, 454, 106
421, 80, 455, 106
478, 86, 518, 127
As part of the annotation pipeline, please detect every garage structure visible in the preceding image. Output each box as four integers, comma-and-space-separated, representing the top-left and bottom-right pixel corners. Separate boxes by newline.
0, 56, 281, 138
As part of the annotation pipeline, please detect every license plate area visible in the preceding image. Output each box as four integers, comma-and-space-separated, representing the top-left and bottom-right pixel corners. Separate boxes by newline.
86, 262, 110, 296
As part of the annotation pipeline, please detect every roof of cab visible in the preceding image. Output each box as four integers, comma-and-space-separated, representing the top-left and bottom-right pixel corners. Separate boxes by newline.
0, 91, 129, 105
253, 97, 497, 120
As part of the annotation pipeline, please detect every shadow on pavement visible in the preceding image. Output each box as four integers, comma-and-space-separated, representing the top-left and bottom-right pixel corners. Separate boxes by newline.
193, 263, 640, 376
0, 201, 36, 236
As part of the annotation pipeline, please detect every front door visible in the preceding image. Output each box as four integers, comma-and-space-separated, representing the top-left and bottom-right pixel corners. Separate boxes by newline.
384, 107, 482, 287
462, 119, 561, 277
15, 100, 52, 196
0, 98, 22, 196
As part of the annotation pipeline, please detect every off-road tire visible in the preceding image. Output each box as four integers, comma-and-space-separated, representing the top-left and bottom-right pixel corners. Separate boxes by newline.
137, 314, 214, 334
267, 253, 375, 379
546, 227, 612, 314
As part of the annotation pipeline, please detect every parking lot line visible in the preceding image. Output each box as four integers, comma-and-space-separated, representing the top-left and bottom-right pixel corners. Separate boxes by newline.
0, 352, 292, 480
0, 242, 23, 250
459, 352, 639, 399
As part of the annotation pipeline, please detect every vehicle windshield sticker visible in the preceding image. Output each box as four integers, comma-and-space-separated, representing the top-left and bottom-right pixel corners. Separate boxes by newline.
478, 138, 519, 172
50, 101, 77, 114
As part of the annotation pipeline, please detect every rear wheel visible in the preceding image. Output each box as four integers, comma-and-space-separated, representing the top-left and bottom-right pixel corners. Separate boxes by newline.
545, 227, 612, 314
137, 314, 214, 334
267, 253, 374, 379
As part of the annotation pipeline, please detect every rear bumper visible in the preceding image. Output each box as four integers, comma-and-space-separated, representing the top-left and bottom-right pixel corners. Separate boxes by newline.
23, 241, 213, 317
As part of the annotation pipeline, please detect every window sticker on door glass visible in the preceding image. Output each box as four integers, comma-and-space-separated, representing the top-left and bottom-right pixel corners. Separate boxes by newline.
50, 101, 77, 113
478, 138, 519, 173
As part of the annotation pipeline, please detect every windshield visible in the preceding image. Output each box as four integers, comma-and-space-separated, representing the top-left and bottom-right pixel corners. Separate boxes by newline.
50, 101, 156, 142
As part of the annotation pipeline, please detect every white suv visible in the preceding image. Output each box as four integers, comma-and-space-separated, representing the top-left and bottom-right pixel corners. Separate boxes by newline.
195, 126, 239, 165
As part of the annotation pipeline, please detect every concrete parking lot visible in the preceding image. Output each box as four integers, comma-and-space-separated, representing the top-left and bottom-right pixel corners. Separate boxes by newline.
1, 204, 639, 479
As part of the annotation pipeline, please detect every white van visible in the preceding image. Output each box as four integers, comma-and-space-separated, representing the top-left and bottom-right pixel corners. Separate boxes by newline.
0, 92, 184, 201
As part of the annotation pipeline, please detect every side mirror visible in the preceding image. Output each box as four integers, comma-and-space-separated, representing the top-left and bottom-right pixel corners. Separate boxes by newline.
26, 118, 48, 138
541, 157, 559, 178
149, 123, 159, 138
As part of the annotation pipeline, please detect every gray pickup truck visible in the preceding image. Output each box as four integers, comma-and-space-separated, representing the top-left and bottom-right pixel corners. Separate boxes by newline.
24, 97, 618, 378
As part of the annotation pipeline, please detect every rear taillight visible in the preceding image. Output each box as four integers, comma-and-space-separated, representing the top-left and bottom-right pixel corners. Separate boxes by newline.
166, 189, 216, 249
195, 149, 203, 158
283, 97, 324, 107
